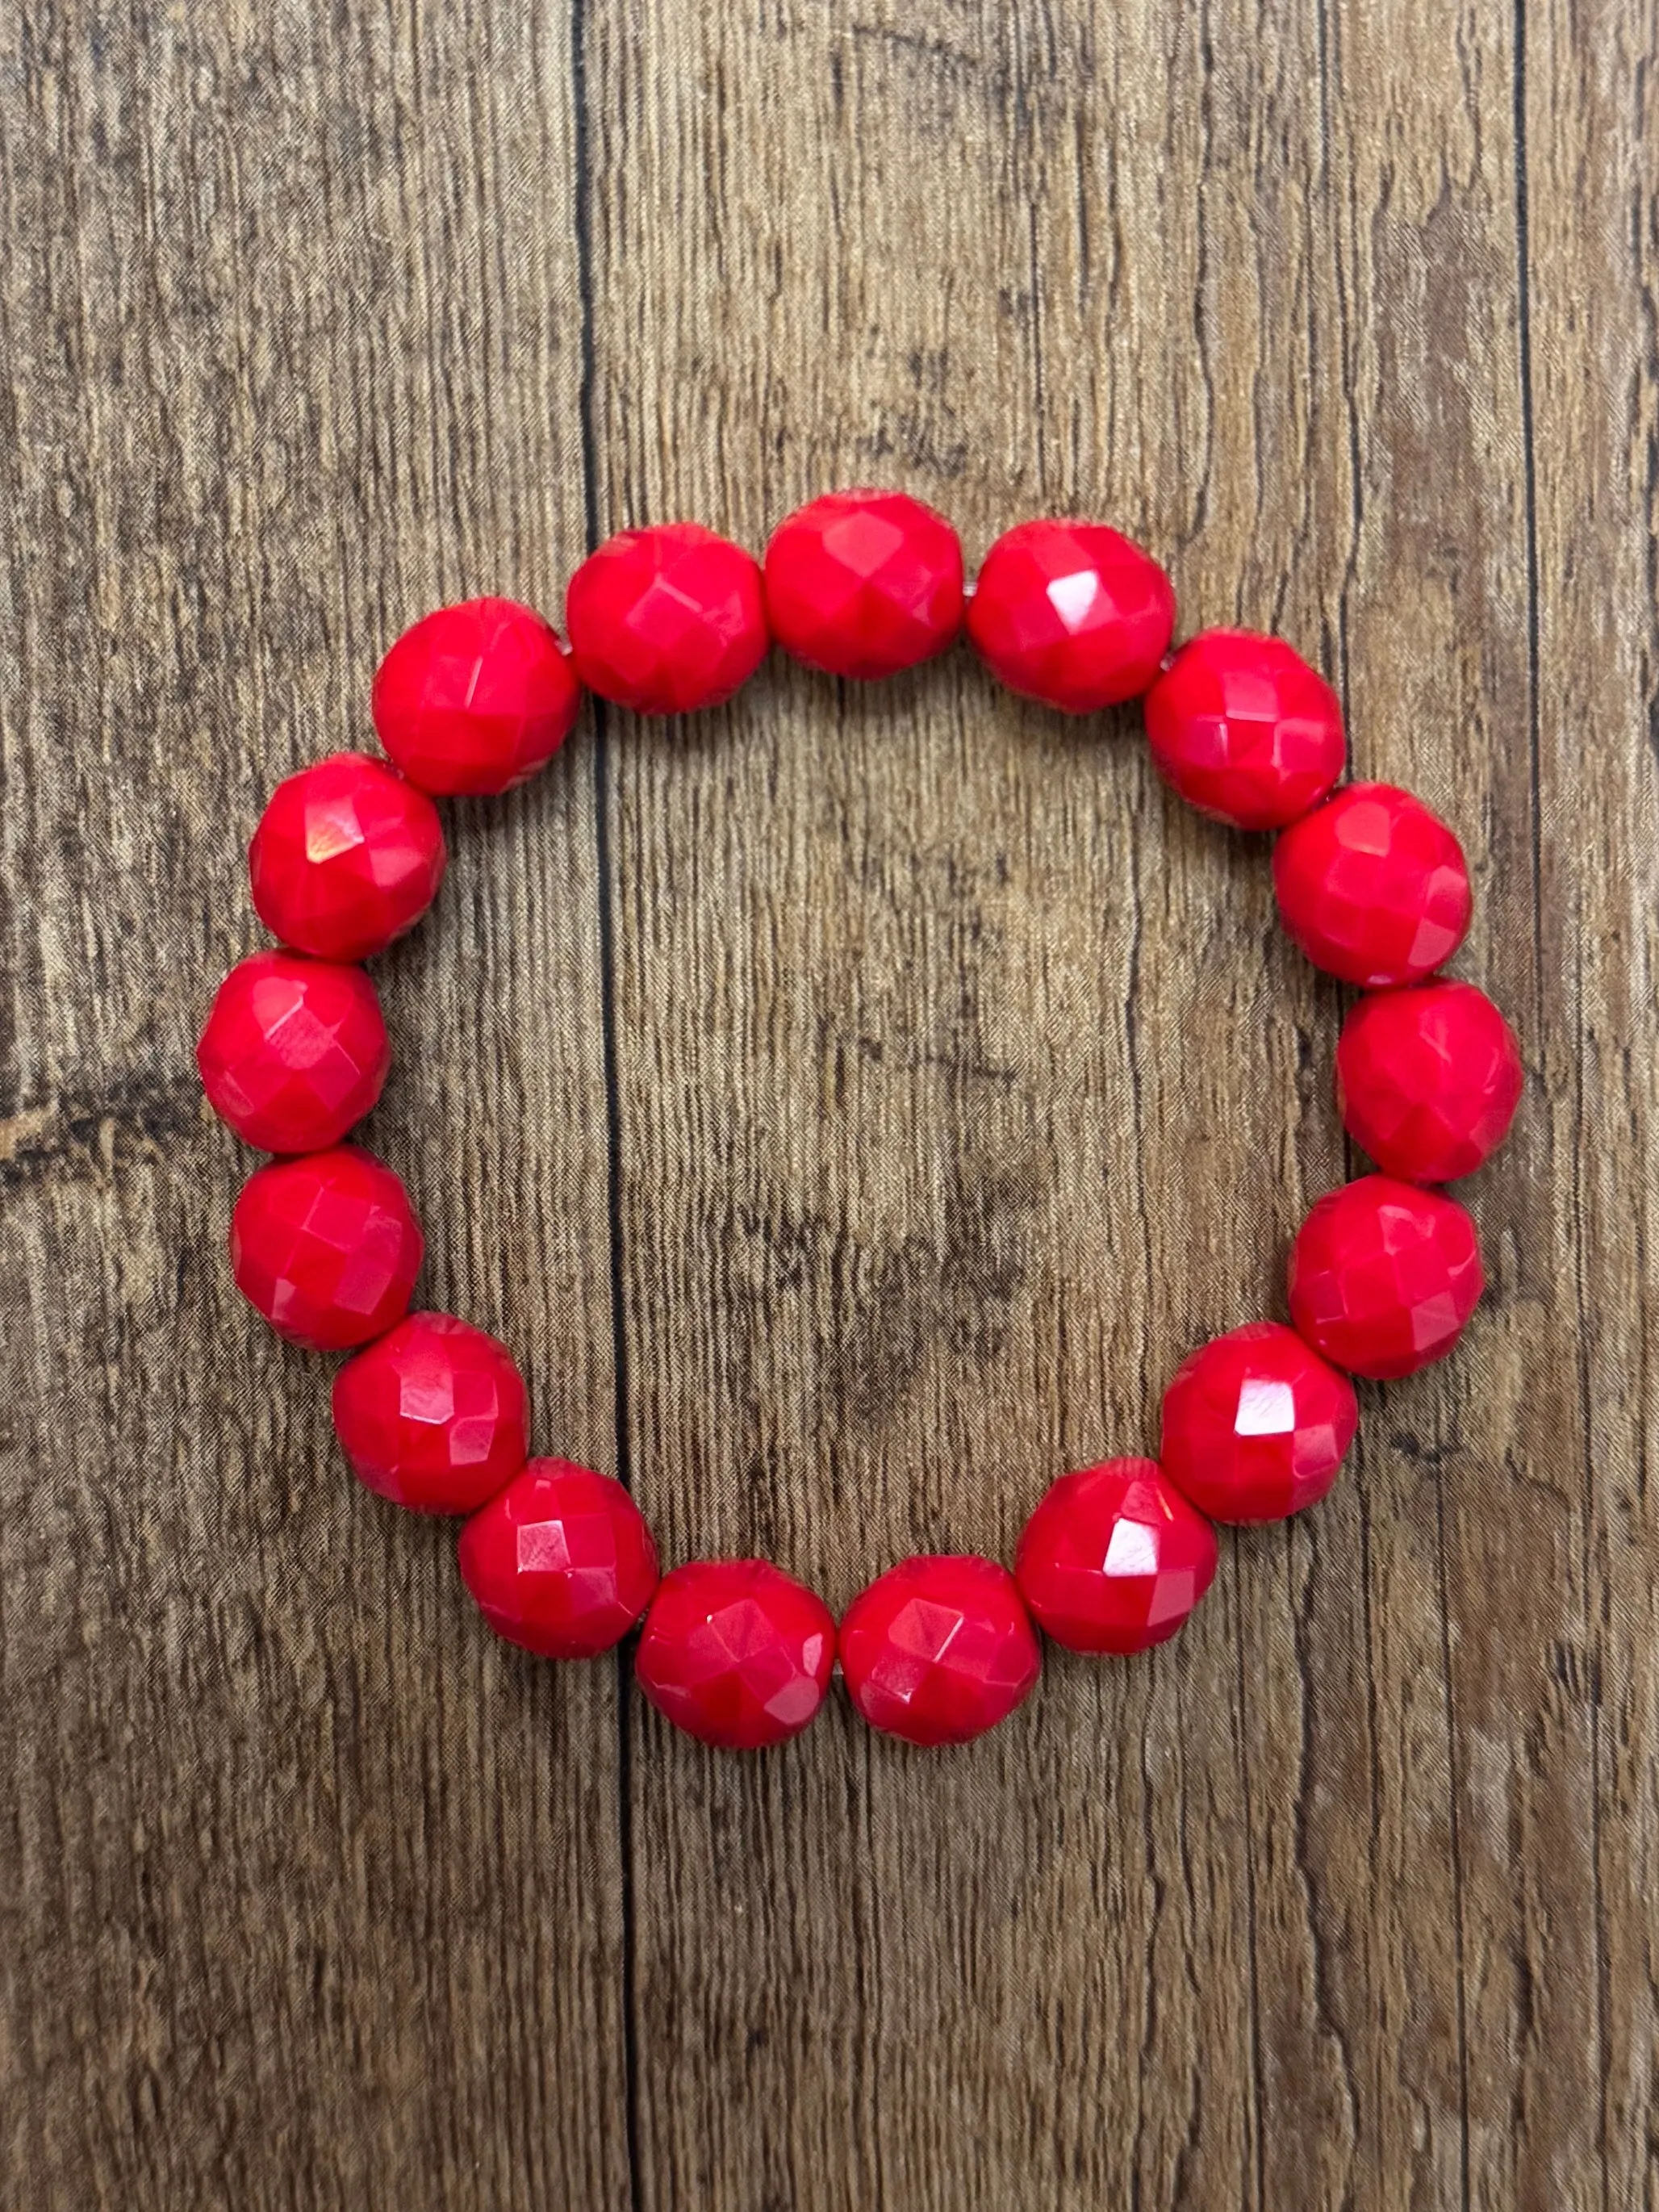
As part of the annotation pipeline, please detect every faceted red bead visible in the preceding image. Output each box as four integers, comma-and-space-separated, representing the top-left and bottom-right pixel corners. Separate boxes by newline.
635, 1559, 835, 1749
838, 1555, 1040, 1746
459, 1461, 659, 1658
372, 597, 581, 796
1014, 1461, 1218, 1654
196, 951, 391, 1153
763, 489, 964, 678
1143, 629, 1345, 829
566, 522, 768, 713
332, 1311, 529, 1513
1272, 783, 1473, 986
1160, 1323, 1358, 1524
1336, 981, 1523, 1182
229, 1144, 423, 1350
1288, 1173, 1484, 1379
249, 752, 447, 961
967, 519, 1175, 711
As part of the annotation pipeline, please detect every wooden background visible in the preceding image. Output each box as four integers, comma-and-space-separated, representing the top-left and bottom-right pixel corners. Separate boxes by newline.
2, 3, 1655, 2206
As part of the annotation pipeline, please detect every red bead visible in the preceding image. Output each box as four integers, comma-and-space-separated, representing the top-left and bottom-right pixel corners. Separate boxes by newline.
1336, 981, 1523, 1182
1014, 1461, 1218, 1655
229, 1144, 423, 1350
1160, 1323, 1358, 1524
763, 489, 963, 678
1272, 783, 1473, 985
635, 1560, 834, 1749
249, 752, 447, 961
196, 951, 391, 1153
332, 1312, 529, 1514
967, 519, 1175, 711
372, 598, 581, 796
566, 522, 768, 713
838, 1555, 1039, 1746
1288, 1173, 1484, 1379
1143, 629, 1345, 829
459, 1461, 658, 1658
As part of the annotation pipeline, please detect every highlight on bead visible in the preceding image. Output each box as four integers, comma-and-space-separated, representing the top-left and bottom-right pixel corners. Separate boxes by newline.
249, 751, 447, 961
333, 1312, 530, 1516
1143, 629, 1345, 830
967, 518, 1176, 710
1272, 782, 1473, 987
567, 522, 769, 714
763, 487, 964, 679
203, 485, 1516, 1750
197, 950, 391, 1155
635, 1560, 836, 1750
1159, 1323, 1358, 1524
460, 1461, 659, 1661
371, 596, 581, 796
838, 1555, 1040, 1746
229, 1144, 424, 1352
1288, 1174, 1485, 1380
1335, 980, 1523, 1181
1014, 1461, 1218, 1654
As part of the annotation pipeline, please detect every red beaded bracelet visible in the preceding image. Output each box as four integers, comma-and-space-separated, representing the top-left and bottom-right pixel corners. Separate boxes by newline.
198, 492, 1523, 1752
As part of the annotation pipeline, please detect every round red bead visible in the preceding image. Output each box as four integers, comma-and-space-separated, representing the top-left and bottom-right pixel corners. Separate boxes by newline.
1014, 1461, 1218, 1654
566, 522, 768, 713
197, 951, 391, 1154
459, 1461, 658, 1658
1337, 981, 1523, 1182
967, 519, 1175, 711
763, 489, 964, 679
1160, 1323, 1358, 1524
635, 1560, 834, 1749
838, 1555, 1039, 1746
1288, 1173, 1484, 1379
1272, 783, 1473, 986
1143, 629, 1345, 829
229, 1144, 423, 1350
249, 752, 446, 962
332, 1312, 529, 1513
372, 597, 581, 796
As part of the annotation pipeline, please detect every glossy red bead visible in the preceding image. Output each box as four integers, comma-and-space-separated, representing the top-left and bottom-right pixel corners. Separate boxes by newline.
566, 522, 768, 713
1143, 629, 1345, 829
249, 752, 447, 961
332, 1312, 529, 1514
1337, 981, 1523, 1182
1288, 1173, 1484, 1379
1272, 783, 1473, 986
459, 1461, 658, 1658
372, 597, 581, 796
196, 951, 391, 1153
838, 1555, 1040, 1746
1160, 1323, 1358, 1524
1014, 1461, 1218, 1655
229, 1144, 423, 1350
967, 519, 1175, 711
635, 1560, 834, 1749
763, 489, 964, 678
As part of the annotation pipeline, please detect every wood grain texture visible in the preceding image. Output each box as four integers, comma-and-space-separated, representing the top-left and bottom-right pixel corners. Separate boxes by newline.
0, 8, 631, 2210
1, 3, 1654, 2207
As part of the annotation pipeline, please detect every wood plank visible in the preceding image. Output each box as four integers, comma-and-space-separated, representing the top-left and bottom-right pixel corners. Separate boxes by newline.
1287, 5, 1571, 2206
575, 2, 1523, 2205
0, 6, 629, 2208
1526, 5, 1659, 2204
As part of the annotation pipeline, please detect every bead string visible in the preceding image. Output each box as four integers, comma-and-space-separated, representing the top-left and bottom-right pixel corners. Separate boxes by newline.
198, 491, 1521, 1751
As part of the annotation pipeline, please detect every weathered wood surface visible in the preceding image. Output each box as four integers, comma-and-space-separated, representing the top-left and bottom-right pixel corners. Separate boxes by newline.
1, 4, 1654, 2206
